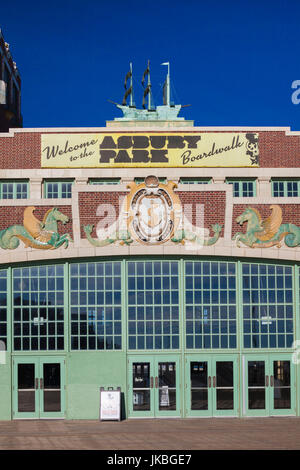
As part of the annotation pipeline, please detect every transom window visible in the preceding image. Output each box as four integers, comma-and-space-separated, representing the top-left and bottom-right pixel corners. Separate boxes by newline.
226, 179, 256, 197
70, 261, 122, 350
242, 263, 293, 348
44, 180, 74, 198
127, 261, 180, 350
0, 180, 29, 199
185, 261, 237, 349
0, 270, 7, 349
179, 177, 211, 184
13, 265, 65, 351
89, 178, 121, 185
272, 179, 300, 197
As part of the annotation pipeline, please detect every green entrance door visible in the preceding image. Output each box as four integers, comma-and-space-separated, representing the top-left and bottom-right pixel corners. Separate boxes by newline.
128, 355, 181, 418
185, 355, 239, 417
13, 356, 65, 419
244, 354, 295, 416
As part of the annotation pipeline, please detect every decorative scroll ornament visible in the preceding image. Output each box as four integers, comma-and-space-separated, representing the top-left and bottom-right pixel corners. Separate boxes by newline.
0, 207, 72, 250
245, 133, 259, 165
84, 176, 223, 248
233, 205, 300, 248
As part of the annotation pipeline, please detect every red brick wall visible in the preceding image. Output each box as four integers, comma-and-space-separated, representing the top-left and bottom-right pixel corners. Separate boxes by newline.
0, 132, 40, 168
177, 191, 226, 237
232, 204, 300, 237
258, 132, 300, 167
79, 192, 127, 238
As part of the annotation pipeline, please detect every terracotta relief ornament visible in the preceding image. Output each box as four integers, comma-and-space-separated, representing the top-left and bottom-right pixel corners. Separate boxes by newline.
84, 176, 222, 247
0, 207, 72, 250
233, 205, 300, 248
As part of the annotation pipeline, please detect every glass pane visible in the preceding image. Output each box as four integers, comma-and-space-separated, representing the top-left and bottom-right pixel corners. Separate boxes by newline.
191, 389, 208, 410
216, 362, 233, 387
159, 388, 176, 410
44, 391, 61, 412
132, 363, 150, 388
248, 389, 265, 409
18, 391, 35, 412
43, 363, 60, 389
18, 363, 35, 389
133, 390, 150, 411
190, 362, 208, 411
191, 362, 208, 387
158, 362, 176, 411
248, 361, 265, 387
273, 361, 290, 386
17, 363, 35, 412
43, 363, 61, 412
158, 362, 176, 387
216, 361, 234, 410
133, 362, 151, 411
273, 360, 291, 409
248, 361, 265, 410
216, 389, 234, 410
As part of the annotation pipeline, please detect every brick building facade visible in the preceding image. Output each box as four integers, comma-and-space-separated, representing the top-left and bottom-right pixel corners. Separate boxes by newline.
0, 121, 299, 420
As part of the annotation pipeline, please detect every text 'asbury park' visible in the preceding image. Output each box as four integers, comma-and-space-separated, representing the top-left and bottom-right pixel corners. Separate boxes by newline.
41, 133, 252, 168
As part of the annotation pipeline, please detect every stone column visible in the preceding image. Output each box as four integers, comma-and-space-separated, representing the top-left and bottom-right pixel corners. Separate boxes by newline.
257, 176, 271, 199
213, 176, 226, 184
75, 177, 88, 186
30, 178, 42, 199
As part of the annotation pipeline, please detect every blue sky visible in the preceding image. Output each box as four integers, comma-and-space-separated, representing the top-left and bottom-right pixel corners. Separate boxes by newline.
2, 0, 300, 129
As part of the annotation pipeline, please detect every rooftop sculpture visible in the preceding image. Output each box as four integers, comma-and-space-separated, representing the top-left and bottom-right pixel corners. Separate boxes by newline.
110, 61, 188, 121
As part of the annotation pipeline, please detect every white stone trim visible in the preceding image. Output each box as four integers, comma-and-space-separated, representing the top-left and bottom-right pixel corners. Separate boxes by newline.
1, 125, 299, 138
0, 240, 299, 266
3, 167, 300, 180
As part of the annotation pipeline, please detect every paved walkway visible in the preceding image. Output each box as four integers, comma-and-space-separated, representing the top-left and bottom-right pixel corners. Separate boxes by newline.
0, 417, 299, 450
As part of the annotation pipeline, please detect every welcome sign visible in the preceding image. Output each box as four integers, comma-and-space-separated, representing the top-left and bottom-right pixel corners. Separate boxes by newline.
41, 132, 259, 168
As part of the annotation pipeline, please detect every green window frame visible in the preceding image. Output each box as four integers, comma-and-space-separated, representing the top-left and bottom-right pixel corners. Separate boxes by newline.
179, 177, 211, 184
0, 180, 29, 199
70, 261, 122, 351
44, 179, 74, 198
242, 263, 294, 348
0, 270, 7, 350
89, 178, 121, 185
13, 265, 65, 351
226, 178, 256, 197
185, 261, 237, 349
271, 179, 300, 197
127, 260, 180, 350
1, 258, 298, 356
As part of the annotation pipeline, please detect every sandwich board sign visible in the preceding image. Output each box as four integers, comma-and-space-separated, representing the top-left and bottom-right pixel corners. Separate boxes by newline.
100, 387, 121, 421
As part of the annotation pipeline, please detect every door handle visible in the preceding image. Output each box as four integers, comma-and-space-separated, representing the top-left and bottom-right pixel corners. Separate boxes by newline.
155, 377, 158, 389
208, 376, 211, 388
213, 376, 216, 388
150, 377, 153, 388
35, 378, 39, 390
40, 378, 44, 390
270, 375, 274, 387
265, 376, 269, 387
